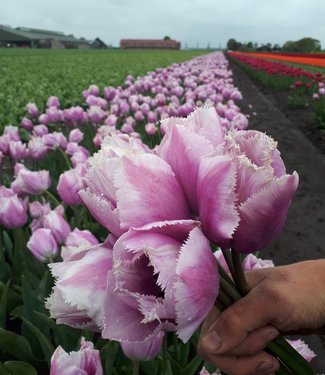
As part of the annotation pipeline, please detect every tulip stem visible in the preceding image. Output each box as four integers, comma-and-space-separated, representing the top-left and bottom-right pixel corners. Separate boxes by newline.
132, 361, 139, 375
44, 190, 61, 207
220, 248, 235, 276
231, 249, 250, 296
219, 277, 241, 302
58, 147, 71, 170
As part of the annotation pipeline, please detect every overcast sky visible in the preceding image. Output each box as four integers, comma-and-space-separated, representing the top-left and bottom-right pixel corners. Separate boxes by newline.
1, 0, 324, 49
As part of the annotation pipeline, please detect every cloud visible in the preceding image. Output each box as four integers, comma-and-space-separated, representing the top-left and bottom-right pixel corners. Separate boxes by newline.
1, 0, 324, 48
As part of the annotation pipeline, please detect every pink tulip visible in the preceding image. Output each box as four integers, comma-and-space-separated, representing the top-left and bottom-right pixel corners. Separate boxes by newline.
8, 141, 28, 160
27, 228, 58, 262
57, 165, 86, 205
46, 242, 113, 331
46, 96, 60, 108
21, 117, 34, 131
103, 221, 219, 359
0, 136, 9, 154
33, 124, 48, 137
65, 228, 98, 248
63, 106, 88, 125
86, 95, 108, 109
145, 123, 157, 135
147, 111, 158, 123
4, 125, 20, 141
79, 134, 149, 238
46, 106, 64, 123
11, 163, 51, 196
68, 129, 84, 143
87, 106, 106, 124
222, 130, 299, 253
0, 186, 27, 228
286, 339, 316, 362
104, 114, 117, 127
50, 338, 103, 375
43, 209, 71, 244
29, 201, 51, 218
28, 137, 49, 160
26, 102, 39, 118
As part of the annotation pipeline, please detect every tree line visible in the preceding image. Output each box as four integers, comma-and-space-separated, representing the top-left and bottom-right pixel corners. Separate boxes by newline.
226, 37, 321, 52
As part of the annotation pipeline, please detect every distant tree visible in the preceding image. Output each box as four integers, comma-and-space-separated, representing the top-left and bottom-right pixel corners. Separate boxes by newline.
246, 41, 253, 49
296, 37, 321, 52
272, 43, 281, 51
282, 40, 296, 52
226, 38, 242, 51
163, 36, 171, 40
282, 38, 321, 52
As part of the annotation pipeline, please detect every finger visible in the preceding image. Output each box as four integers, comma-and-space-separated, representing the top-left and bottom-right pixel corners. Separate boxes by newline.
244, 268, 270, 289
226, 325, 279, 356
202, 351, 280, 375
200, 284, 289, 355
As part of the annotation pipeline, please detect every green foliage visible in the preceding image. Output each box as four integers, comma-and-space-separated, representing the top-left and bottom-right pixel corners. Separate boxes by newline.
0, 48, 206, 129
226, 38, 242, 51
282, 37, 321, 52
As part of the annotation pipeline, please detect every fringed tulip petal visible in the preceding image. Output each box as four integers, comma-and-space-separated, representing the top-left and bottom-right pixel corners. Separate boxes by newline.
234, 172, 299, 253
158, 124, 214, 212
47, 244, 113, 330
115, 154, 190, 229
175, 227, 219, 342
198, 155, 239, 246
79, 188, 122, 237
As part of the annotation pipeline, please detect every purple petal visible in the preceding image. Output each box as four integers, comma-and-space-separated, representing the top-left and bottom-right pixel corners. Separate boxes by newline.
79, 188, 122, 237
121, 330, 164, 361
47, 244, 113, 328
175, 227, 219, 342
185, 107, 224, 147
234, 172, 299, 253
115, 154, 190, 229
103, 274, 160, 342
197, 155, 239, 246
158, 124, 214, 212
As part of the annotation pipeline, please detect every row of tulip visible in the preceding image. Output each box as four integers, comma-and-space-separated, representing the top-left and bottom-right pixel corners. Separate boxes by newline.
239, 52, 325, 68
0, 49, 206, 128
0, 52, 316, 374
228, 51, 325, 129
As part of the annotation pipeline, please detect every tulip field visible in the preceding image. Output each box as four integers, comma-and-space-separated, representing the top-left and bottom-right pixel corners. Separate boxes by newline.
0, 49, 320, 374
228, 51, 325, 128
0, 49, 206, 127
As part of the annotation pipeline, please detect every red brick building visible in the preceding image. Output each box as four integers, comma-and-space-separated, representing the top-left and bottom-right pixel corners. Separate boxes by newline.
120, 39, 181, 50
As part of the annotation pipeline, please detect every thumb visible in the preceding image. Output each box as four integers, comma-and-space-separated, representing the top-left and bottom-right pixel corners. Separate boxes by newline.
201, 270, 281, 354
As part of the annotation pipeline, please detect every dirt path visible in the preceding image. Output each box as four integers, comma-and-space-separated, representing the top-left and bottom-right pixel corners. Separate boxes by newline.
229, 60, 325, 370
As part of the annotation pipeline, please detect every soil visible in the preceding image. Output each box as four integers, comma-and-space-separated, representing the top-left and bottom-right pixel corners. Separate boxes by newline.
229, 60, 325, 371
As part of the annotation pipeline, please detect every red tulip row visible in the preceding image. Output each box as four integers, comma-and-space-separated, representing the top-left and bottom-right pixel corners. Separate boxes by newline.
228, 51, 324, 82
242, 52, 325, 68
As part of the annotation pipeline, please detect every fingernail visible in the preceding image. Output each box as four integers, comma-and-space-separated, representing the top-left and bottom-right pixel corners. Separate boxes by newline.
204, 330, 222, 352
256, 361, 274, 373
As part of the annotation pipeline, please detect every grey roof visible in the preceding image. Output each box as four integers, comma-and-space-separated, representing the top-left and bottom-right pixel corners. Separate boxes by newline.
0, 25, 89, 44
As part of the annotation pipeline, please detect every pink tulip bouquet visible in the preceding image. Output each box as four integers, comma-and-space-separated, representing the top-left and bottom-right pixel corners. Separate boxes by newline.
46, 107, 314, 374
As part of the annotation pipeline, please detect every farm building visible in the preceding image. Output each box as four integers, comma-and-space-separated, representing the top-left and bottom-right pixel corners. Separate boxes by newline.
120, 39, 181, 50
89, 37, 108, 49
0, 25, 91, 49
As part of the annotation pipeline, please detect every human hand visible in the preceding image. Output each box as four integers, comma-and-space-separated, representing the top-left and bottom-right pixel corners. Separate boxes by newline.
198, 260, 325, 375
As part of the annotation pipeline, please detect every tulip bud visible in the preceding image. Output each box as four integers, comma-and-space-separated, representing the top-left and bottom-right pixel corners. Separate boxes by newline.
0, 187, 27, 228
27, 228, 58, 262
43, 210, 71, 244
50, 338, 103, 375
